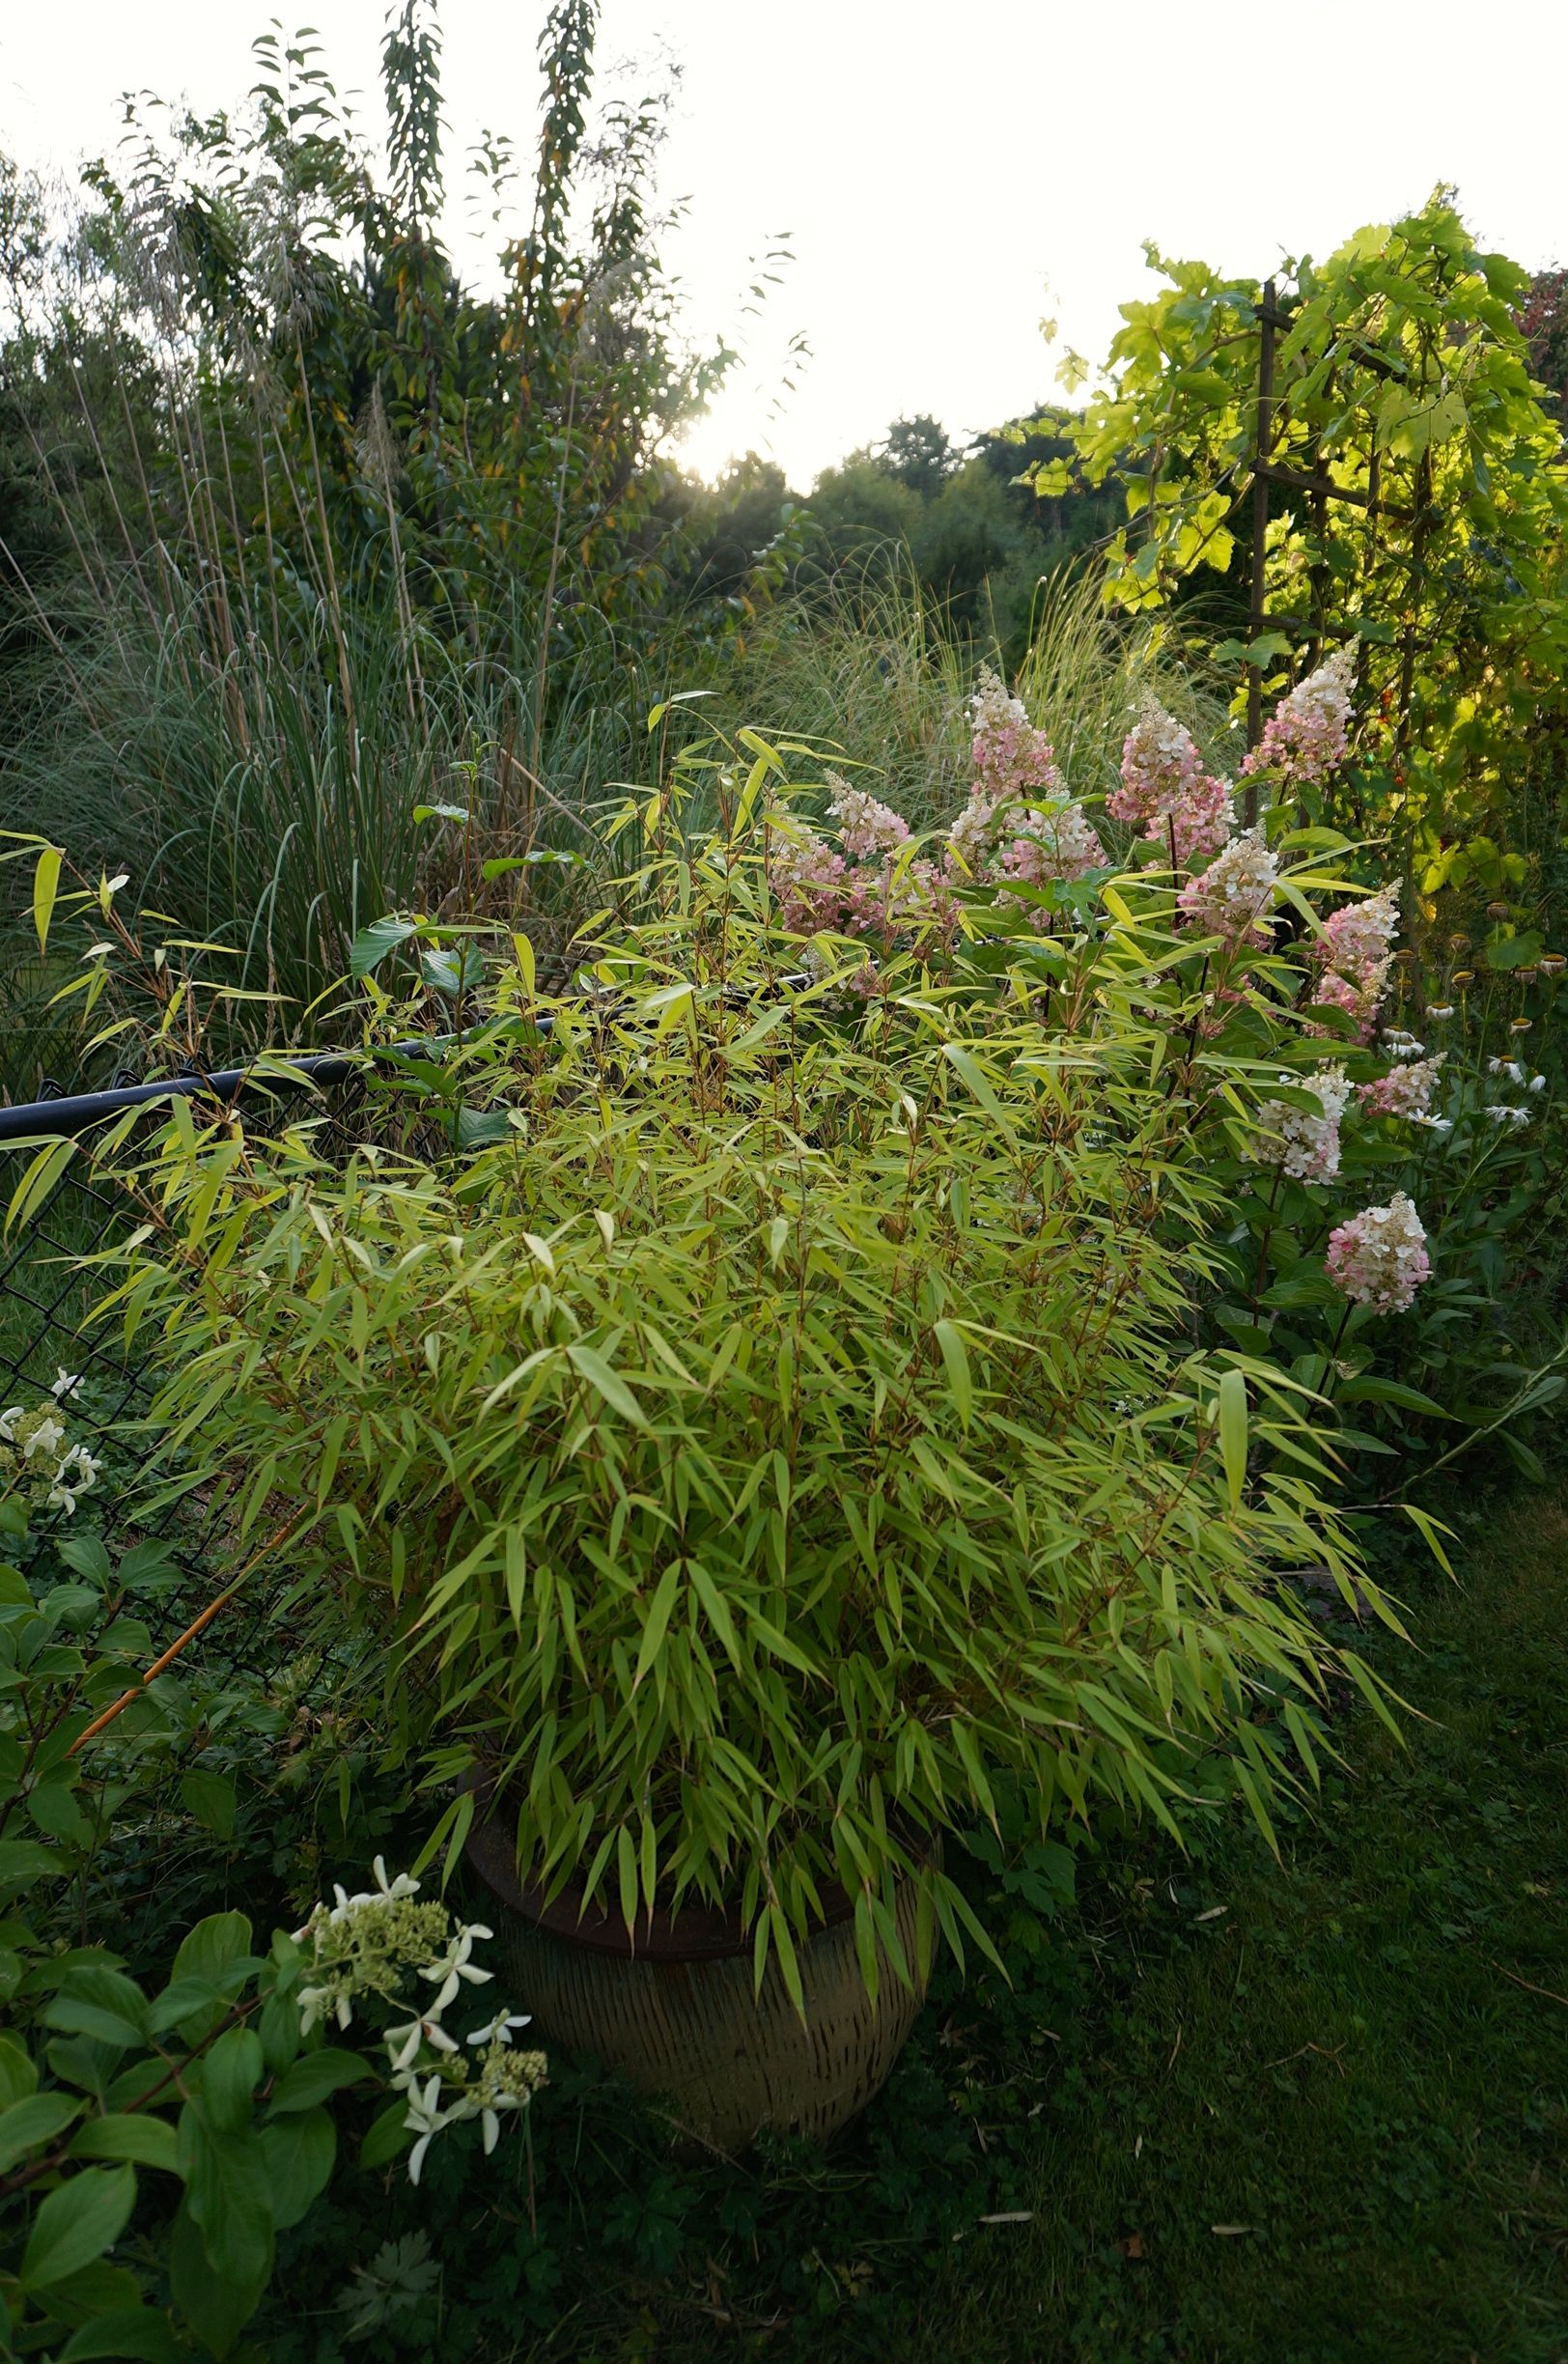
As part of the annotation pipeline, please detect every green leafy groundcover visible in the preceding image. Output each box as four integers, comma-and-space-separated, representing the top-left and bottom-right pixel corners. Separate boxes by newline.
257, 1477, 1567, 2364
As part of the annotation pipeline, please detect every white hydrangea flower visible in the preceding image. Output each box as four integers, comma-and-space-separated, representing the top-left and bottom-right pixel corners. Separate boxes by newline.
1252, 1066, 1352, 1181
1178, 829, 1279, 940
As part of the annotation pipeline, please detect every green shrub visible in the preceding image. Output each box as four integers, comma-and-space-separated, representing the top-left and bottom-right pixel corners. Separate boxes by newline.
80, 757, 1430, 2009
0, 1505, 547, 2358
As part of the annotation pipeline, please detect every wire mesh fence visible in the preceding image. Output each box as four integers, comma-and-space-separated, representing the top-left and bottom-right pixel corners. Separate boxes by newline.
0, 1054, 421, 1696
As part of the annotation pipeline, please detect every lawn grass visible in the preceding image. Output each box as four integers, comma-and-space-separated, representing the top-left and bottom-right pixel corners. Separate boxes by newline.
895, 1488, 1568, 2364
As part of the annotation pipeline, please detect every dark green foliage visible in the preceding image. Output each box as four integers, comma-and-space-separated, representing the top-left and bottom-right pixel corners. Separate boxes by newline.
879, 414, 958, 500
1518, 265, 1568, 424
799, 408, 1121, 654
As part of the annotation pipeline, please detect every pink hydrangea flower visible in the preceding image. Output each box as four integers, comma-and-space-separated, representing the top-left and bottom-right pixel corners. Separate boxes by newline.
1162, 773, 1236, 869
768, 829, 849, 932
949, 671, 1105, 900
947, 787, 995, 873
1111, 694, 1204, 825
1325, 1192, 1431, 1314
1308, 881, 1400, 1043
1315, 882, 1400, 979
767, 759, 937, 945
1110, 693, 1235, 872
1242, 646, 1358, 787
826, 777, 911, 861
998, 803, 1107, 916
1308, 966, 1383, 1045
969, 666, 1062, 801
1358, 1055, 1443, 1120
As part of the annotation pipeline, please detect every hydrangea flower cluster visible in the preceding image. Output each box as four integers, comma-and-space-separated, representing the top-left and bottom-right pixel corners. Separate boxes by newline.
1241, 646, 1358, 787
1309, 881, 1401, 1043
1252, 1067, 1352, 1182
826, 776, 910, 861
1109, 694, 1235, 869
1358, 1055, 1444, 1121
997, 803, 1107, 898
1325, 1193, 1431, 1314
949, 668, 1106, 912
968, 664, 1064, 802
0, 1371, 100, 1516
767, 776, 927, 947
766, 825, 848, 934
1177, 829, 1279, 942
293, 1857, 546, 2186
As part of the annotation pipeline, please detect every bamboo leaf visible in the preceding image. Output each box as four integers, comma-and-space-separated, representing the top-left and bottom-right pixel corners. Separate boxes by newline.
566, 1342, 646, 1427
632, 1561, 682, 1690
32, 844, 63, 956
933, 1319, 973, 1430
1217, 1368, 1247, 1510
940, 1042, 1013, 1131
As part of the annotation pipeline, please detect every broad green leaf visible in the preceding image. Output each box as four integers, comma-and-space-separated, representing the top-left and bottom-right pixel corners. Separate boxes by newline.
259, 2106, 335, 2230
0, 1838, 66, 1891
178, 2110, 273, 2283
197, 2028, 263, 2135
180, 1769, 237, 1841
25, 1773, 94, 1849
482, 849, 581, 881
168, 1914, 254, 2043
266, 2049, 372, 2112
0, 2032, 38, 2107
58, 2309, 186, 2363
168, 2198, 266, 2360
46, 1967, 151, 2050
20, 2162, 136, 2290
357, 2099, 412, 2170
70, 2112, 180, 2173
348, 916, 416, 977
55, 1534, 114, 1587
0, 2088, 81, 2172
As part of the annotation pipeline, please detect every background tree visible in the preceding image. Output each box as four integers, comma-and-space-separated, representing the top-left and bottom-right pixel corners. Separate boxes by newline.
1517, 266, 1568, 424
0, 3, 738, 1014
878, 412, 956, 499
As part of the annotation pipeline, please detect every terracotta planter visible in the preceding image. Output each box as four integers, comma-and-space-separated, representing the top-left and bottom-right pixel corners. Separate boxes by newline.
464, 1806, 933, 2152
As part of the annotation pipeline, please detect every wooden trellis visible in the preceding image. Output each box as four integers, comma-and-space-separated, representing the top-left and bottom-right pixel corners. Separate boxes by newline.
1239, 277, 1433, 826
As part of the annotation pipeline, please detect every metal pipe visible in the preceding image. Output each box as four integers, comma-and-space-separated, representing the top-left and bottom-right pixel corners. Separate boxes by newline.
0, 1040, 439, 1143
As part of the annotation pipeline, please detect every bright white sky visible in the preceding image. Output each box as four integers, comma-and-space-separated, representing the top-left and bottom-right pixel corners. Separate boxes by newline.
4, 1, 1565, 487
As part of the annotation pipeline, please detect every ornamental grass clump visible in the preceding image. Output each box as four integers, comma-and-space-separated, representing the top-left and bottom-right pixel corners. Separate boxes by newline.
96, 744, 1409, 2007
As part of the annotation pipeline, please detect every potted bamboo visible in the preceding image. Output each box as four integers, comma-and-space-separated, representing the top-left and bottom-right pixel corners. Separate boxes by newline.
111, 760, 1383, 2149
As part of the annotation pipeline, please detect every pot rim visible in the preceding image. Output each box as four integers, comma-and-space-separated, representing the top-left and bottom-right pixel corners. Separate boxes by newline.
463, 1785, 932, 1965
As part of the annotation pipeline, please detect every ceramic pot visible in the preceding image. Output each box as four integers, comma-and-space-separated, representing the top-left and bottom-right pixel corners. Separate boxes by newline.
463, 1808, 933, 2152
